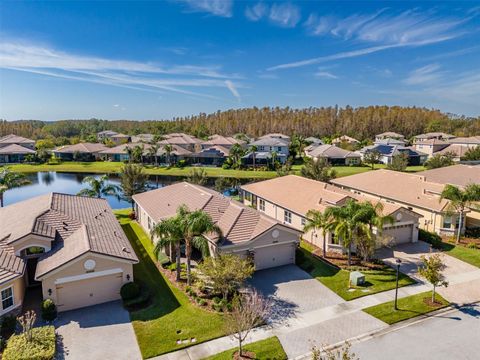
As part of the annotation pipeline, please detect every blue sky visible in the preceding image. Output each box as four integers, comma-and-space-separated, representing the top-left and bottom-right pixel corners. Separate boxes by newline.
0, 1, 479, 120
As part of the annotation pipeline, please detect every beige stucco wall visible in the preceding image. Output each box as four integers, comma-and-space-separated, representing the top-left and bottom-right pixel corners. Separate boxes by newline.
0, 276, 25, 317
40, 253, 133, 305
12, 235, 53, 256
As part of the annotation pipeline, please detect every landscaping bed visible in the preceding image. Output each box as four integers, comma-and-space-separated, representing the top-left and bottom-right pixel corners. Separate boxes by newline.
115, 210, 227, 358
2, 325, 56, 360
296, 242, 416, 301
203, 337, 287, 360
363, 291, 449, 325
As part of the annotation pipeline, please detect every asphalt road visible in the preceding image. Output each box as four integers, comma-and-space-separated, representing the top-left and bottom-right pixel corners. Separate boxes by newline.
352, 304, 480, 360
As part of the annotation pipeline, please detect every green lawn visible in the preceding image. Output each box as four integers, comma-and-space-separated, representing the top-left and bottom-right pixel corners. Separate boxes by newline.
296, 242, 416, 301
363, 291, 449, 324
203, 337, 287, 360
6, 161, 426, 180
115, 210, 226, 359
435, 241, 480, 268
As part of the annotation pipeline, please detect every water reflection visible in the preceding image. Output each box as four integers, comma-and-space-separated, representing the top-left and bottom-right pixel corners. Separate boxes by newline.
3, 172, 253, 209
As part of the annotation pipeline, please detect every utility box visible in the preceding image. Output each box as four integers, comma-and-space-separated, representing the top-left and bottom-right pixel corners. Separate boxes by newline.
350, 271, 365, 286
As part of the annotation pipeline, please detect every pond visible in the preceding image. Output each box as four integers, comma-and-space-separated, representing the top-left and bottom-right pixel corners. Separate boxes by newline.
3, 172, 252, 209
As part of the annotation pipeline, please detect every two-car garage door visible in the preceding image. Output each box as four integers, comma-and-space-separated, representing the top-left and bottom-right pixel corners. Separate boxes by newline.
254, 243, 295, 271
56, 272, 123, 312
383, 224, 414, 245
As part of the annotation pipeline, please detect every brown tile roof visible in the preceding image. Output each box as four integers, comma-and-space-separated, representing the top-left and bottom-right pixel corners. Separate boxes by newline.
417, 165, 480, 188
305, 144, 360, 159
0, 134, 35, 145
157, 144, 192, 156
435, 144, 469, 158
414, 139, 449, 145
99, 142, 148, 155
0, 250, 25, 285
53, 143, 108, 154
415, 132, 455, 140
448, 136, 480, 145
201, 135, 245, 147
376, 132, 404, 138
133, 182, 299, 246
331, 169, 449, 212
0, 193, 138, 280
332, 135, 359, 144
0, 144, 35, 154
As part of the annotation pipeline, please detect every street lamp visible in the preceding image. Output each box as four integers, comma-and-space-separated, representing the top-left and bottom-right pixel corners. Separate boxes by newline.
394, 258, 402, 310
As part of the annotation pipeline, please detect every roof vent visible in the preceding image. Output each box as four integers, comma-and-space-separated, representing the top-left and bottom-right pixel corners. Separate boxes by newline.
62, 221, 68, 226
122, 246, 130, 253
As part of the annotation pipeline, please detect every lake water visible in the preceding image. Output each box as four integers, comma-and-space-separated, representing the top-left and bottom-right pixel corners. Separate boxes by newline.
3, 172, 251, 209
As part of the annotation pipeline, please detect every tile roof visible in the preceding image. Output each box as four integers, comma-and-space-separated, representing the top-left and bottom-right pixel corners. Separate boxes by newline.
201, 135, 245, 147
414, 132, 455, 140
251, 137, 289, 146
417, 165, 480, 188
0, 193, 138, 280
0, 144, 36, 154
99, 143, 148, 155
53, 143, 108, 154
258, 133, 290, 140
0, 134, 35, 145
331, 169, 449, 212
448, 136, 480, 145
306, 144, 360, 159
157, 144, 192, 156
362, 144, 426, 157
0, 250, 25, 285
376, 132, 404, 138
434, 144, 469, 158
414, 139, 449, 145
332, 135, 360, 143
133, 182, 298, 246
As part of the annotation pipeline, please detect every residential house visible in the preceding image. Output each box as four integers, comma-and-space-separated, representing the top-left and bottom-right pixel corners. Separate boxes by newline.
433, 144, 470, 162
375, 132, 405, 142
247, 136, 290, 164
447, 136, 480, 150
133, 182, 301, 270
200, 135, 246, 150
258, 133, 290, 141
359, 144, 427, 165
160, 133, 202, 152
97, 131, 131, 144
99, 143, 145, 162
304, 144, 361, 165
412, 139, 449, 158
331, 135, 360, 147
241, 175, 421, 253
331, 169, 461, 235
0, 193, 138, 315
0, 134, 36, 163
52, 143, 109, 161
131, 133, 155, 143
374, 138, 406, 146
417, 165, 480, 228
156, 144, 192, 165
189, 146, 230, 167
305, 137, 323, 145
241, 151, 288, 167
414, 132, 455, 143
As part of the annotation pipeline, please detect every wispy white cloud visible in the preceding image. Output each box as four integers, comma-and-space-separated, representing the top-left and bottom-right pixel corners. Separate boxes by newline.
314, 71, 338, 79
245, 2, 301, 28
418, 45, 480, 62
403, 63, 443, 85
225, 80, 241, 102
176, 0, 233, 18
0, 41, 243, 100
113, 104, 120, 107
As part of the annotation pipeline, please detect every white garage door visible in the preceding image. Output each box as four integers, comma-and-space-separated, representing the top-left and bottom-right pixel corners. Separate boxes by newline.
254, 243, 295, 270
56, 272, 123, 312
384, 224, 413, 245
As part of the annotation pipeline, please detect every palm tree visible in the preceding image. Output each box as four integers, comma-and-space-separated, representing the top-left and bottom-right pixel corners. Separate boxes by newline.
324, 200, 370, 266
440, 184, 480, 244
119, 164, 148, 210
77, 175, 119, 199
147, 144, 160, 166
229, 143, 245, 169
163, 144, 173, 166
301, 157, 336, 182
0, 167, 30, 207
182, 208, 222, 285
249, 145, 258, 170
304, 210, 332, 258
187, 168, 207, 185
126, 146, 134, 163
151, 215, 184, 281
132, 145, 144, 163
270, 151, 278, 170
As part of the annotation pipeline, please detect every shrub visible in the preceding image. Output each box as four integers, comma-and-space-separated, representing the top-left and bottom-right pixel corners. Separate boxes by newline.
123, 287, 151, 309
41, 299, 57, 322
1, 315, 17, 338
419, 229, 443, 249
176, 159, 187, 168
3, 326, 56, 360
212, 296, 221, 304
467, 242, 478, 249
120, 282, 141, 301
128, 211, 136, 220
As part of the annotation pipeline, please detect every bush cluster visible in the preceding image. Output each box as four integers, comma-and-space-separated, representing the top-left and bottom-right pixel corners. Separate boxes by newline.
41, 299, 57, 322
120, 282, 141, 301
3, 326, 56, 360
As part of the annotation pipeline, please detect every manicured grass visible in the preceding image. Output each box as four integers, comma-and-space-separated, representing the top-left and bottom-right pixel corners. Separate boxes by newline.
433, 241, 480, 268
363, 291, 449, 324
115, 210, 226, 359
296, 242, 416, 301
203, 337, 287, 360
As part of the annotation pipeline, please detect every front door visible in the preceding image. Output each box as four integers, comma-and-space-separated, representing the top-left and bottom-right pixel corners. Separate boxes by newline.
27, 258, 41, 287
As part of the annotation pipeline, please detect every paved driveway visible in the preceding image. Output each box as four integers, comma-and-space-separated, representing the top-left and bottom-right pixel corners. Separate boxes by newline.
377, 241, 480, 304
55, 301, 141, 360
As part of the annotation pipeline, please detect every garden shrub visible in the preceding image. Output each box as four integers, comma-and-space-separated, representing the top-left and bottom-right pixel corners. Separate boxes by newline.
123, 287, 150, 309
41, 299, 57, 322
418, 229, 443, 249
467, 242, 478, 249
128, 211, 136, 220
120, 282, 141, 301
0, 315, 16, 338
3, 326, 56, 360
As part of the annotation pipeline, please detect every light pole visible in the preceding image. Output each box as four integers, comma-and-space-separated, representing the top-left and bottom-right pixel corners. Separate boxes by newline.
394, 258, 402, 310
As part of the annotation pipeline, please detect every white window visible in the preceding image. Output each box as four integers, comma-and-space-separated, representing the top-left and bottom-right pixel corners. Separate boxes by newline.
148, 216, 152, 230
258, 146, 265, 151
1, 287, 14, 311
442, 216, 452, 229
284, 210, 292, 224
301, 218, 306, 226
259, 199, 265, 212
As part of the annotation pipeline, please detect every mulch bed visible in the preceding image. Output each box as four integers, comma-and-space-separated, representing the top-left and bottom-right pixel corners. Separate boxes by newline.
233, 351, 256, 360
422, 297, 444, 308
309, 246, 384, 270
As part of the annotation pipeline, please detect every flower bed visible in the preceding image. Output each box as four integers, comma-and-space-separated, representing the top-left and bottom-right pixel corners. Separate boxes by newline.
3, 326, 56, 360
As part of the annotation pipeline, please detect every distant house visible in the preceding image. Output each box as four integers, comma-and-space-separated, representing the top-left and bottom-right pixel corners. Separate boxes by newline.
99, 143, 142, 162
331, 135, 360, 147
52, 143, 108, 161
434, 144, 470, 161
97, 130, 119, 141
414, 132, 455, 143
305, 136, 323, 145
374, 138, 406, 146
375, 132, 405, 142
201, 135, 246, 150
160, 133, 202, 152
190, 146, 230, 166
242, 151, 288, 167
241, 175, 421, 253
304, 144, 361, 165
447, 136, 480, 150
133, 182, 301, 270
359, 144, 427, 165
412, 139, 450, 158
258, 133, 290, 142
97, 130, 131, 144
0, 134, 36, 163
131, 133, 155, 143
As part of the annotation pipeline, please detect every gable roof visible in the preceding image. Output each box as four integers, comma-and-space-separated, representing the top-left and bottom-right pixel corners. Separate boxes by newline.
448, 136, 480, 145
53, 143, 108, 154
435, 144, 469, 158
331, 169, 449, 212
0, 250, 25, 285
0, 144, 36, 154
376, 132, 404, 138
306, 144, 360, 159
133, 182, 299, 246
417, 165, 480, 188
0, 134, 35, 145
414, 132, 455, 140
251, 137, 289, 146
363, 144, 426, 157
201, 135, 245, 147
332, 135, 359, 144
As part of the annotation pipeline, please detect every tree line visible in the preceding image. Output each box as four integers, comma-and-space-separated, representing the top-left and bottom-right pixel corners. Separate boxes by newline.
1, 105, 479, 141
